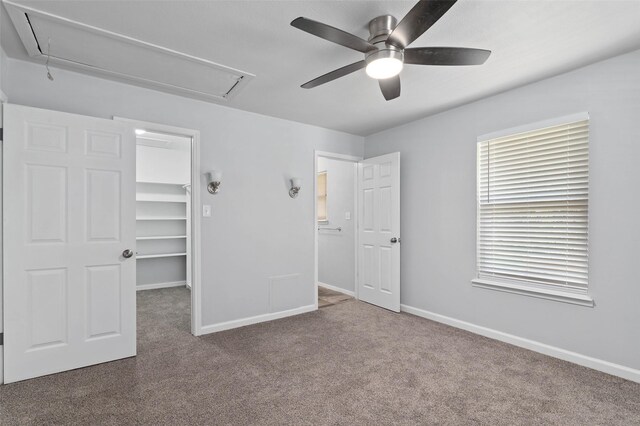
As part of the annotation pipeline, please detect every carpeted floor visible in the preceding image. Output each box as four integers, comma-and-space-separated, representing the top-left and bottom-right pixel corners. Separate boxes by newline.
0, 287, 639, 425
318, 286, 353, 308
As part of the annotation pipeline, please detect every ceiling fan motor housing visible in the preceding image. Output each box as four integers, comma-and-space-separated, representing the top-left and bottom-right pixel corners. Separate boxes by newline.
366, 15, 404, 66
368, 15, 397, 44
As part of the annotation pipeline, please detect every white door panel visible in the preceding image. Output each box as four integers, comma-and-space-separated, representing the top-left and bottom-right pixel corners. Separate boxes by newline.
357, 152, 400, 312
3, 104, 136, 383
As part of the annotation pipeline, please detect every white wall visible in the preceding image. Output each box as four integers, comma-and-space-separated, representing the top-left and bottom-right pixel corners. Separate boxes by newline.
136, 143, 190, 184
365, 49, 640, 373
317, 157, 356, 293
4, 57, 364, 329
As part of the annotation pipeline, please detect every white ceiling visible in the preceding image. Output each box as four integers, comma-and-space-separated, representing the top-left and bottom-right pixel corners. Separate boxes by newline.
2, 0, 640, 136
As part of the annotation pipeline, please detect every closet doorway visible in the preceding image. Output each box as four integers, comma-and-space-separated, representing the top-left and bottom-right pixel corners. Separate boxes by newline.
314, 151, 361, 308
116, 118, 202, 336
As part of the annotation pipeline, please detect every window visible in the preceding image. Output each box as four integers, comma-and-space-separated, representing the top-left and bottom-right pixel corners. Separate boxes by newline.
473, 115, 592, 306
317, 171, 328, 223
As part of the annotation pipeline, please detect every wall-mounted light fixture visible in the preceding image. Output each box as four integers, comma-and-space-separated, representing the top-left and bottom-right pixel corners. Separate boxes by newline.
206, 170, 223, 194
289, 177, 302, 198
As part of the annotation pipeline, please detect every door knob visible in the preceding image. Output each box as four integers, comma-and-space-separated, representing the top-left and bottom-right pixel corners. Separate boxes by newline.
390, 237, 399, 244
122, 249, 134, 259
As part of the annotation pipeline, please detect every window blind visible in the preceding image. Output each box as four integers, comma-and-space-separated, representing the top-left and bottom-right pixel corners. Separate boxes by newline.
477, 119, 589, 291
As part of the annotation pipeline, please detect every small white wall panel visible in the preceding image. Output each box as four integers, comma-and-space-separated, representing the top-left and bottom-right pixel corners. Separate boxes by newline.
363, 189, 374, 231
379, 248, 392, 293
269, 274, 308, 313
379, 162, 392, 178
26, 122, 67, 153
26, 165, 67, 244
86, 265, 121, 340
362, 245, 375, 290
85, 131, 121, 159
379, 186, 392, 232
27, 268, 67, 350
86, 169, 120, 241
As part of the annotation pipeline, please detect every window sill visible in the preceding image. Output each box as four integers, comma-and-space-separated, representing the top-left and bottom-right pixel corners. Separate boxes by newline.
471, 278, 594, 307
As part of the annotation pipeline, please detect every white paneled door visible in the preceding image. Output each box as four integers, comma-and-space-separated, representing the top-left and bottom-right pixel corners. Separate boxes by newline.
3, 104, 137, 383
357, 153, 400, 312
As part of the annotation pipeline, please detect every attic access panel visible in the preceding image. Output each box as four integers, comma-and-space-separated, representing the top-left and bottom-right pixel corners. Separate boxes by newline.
5, 1, 254, 102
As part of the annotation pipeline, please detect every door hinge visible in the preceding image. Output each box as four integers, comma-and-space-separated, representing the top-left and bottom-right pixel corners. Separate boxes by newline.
0, 332, 3, 345
0, 128, 3, 142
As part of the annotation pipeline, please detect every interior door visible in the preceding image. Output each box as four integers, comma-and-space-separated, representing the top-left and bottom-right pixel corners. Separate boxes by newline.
357, 152, 400, 312
3, 104, 137, 383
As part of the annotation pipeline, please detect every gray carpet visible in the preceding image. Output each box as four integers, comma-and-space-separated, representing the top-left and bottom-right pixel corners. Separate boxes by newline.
318, 286, 352, 308
0, 287, 639, 425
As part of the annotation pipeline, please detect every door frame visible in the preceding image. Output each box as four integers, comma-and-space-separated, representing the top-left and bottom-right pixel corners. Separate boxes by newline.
114, 117, 203, 336
314, 150, 362, 307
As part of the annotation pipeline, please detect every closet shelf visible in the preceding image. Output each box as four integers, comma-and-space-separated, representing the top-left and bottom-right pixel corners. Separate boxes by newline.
136, 198, 187, 203
136, 235, 187, 240
137, 181, 189, 186
136, 217, 187, 221
137, 252, 187, 259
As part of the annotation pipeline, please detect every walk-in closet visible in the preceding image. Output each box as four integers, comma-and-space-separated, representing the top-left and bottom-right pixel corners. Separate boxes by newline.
136, 131, 192, 290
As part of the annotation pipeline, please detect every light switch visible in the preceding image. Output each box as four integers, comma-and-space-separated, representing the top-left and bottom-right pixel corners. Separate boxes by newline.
202, 205, 212, 217
345, 211, 351, 220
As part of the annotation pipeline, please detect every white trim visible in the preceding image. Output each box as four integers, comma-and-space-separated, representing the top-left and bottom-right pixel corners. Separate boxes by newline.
471, 278, 594, 307
0, 90, 7, 103
199, 304, 317, 335
314, 150, 362, 311
314, 151, 362, 162
400, 304, 640, 384
113, 117, 203, 337
478, 112, 589, 142
136, 281, 186, 291
317, 282, 356, 297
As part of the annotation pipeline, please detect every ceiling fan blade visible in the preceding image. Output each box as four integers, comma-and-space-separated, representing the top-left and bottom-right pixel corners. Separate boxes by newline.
387, 0, 458, 49
379, 76, 401, 101
404, 47, 491, 65
301, 60, 367, 89
291, 17, 375, 53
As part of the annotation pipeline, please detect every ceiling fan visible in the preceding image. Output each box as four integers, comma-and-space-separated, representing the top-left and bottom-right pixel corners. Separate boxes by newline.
291, 0, 491, 101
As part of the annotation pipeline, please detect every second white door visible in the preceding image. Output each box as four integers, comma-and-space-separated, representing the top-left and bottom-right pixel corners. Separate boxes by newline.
357, 152, 401, 312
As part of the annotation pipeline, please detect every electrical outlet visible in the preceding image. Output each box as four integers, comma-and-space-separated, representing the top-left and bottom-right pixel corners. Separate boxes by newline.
202, 205, 211, 217
345, 211, 351, 220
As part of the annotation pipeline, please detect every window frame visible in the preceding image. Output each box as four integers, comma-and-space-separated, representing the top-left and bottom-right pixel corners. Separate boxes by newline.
472, 113, 594, 307
317, 171, 328, 224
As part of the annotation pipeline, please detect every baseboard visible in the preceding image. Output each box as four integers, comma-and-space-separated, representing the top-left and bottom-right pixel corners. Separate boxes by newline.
400, 304, 640, 384
318, 282, 356, 297
136, 281, 186, 291
199, 304, 317, 335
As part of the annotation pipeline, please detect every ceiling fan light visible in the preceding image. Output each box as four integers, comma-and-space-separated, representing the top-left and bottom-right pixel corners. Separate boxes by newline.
366, 57, 403, 79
